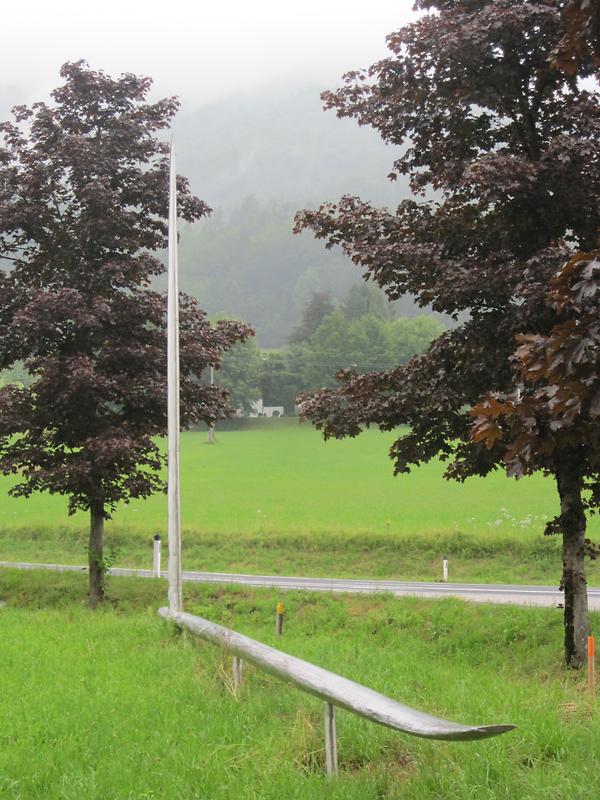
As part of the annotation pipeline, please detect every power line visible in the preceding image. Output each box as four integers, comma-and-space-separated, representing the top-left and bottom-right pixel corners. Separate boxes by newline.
264, 359, 402, 369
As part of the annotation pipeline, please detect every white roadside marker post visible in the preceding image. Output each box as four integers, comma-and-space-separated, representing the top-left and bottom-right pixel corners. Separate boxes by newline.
167, 141, 183, 614
153, 534, 161, 577
442, 555, 449, 583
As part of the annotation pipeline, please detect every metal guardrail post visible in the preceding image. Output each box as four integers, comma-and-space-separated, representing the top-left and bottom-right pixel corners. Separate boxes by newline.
233, 656, 244, 693
324, 702, 338, 776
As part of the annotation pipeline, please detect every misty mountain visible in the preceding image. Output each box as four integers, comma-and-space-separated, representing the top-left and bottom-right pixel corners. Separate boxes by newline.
2, 82, 426, 347
174, 86, 407, 210
175, 87, 420, 346
178, 197, 424, 348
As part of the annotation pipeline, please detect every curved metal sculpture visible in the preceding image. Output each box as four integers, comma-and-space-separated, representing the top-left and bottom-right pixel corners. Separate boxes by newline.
159, 608, 515, 742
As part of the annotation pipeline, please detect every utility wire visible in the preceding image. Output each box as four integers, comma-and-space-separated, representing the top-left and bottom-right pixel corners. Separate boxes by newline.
263, 359, 403, 369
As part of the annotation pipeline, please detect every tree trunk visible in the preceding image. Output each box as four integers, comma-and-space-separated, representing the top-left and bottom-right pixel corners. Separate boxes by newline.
556, 464, 589, 668
88, 502, 105, 609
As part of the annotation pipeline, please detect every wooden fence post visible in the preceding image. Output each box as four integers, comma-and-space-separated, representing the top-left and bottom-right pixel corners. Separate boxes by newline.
233, 656, 244, 694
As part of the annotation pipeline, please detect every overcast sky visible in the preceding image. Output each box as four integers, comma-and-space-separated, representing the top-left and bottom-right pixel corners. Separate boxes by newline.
1, 0, 417, 110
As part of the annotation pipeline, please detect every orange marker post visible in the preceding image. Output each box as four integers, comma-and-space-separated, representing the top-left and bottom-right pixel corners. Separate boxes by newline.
276, 602, 285, 636
588, 635, 595, 703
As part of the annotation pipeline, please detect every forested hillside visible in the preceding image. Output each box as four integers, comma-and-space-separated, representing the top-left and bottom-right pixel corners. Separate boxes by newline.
1, 83, 439, 348
173, 86, 406, 209
173, 87, 427, 346
178, 199, 429, 347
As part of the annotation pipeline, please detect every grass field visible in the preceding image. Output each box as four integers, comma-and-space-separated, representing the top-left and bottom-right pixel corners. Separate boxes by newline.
1, 569, 599, 799
0, 420, 597, 584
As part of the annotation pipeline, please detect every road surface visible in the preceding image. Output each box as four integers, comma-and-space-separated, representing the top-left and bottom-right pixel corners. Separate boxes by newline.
2, 560, 600, 609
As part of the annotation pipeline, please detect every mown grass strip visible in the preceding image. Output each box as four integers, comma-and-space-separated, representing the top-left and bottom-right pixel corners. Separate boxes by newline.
0, 523, 587, 587
0, 423, 597, 540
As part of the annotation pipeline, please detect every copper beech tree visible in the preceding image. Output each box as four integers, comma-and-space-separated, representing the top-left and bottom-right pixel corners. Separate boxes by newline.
0, 62, 251, 606
295, 0, 600, 667
553, 0, 600, 71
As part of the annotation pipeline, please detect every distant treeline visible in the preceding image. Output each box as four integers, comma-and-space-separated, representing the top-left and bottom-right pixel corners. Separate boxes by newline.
178, 196, 440, 348
216, 283, 445, 415
0, 283, 443, 418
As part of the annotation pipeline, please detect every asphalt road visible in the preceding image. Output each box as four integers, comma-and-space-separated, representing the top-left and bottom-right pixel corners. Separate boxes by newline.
2, 560, 600, 609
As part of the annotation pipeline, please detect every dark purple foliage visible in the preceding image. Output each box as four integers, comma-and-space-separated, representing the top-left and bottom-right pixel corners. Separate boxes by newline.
0, 63, 251, 590
295, 1, 600, 666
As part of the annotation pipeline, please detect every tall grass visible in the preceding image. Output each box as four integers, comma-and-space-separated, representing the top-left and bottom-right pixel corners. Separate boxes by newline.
1, 569, 599, 799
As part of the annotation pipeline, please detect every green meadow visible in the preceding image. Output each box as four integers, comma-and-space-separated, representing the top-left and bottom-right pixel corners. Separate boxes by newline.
1, 422, 599, 798
1, 569, 599, 800
0, 419, 597, 584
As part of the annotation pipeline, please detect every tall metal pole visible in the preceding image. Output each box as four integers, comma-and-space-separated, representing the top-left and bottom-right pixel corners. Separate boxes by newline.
167, 141, 182, 613
207, 365, 215, 443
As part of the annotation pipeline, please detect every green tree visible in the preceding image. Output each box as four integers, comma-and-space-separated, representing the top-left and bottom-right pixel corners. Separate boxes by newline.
301, 311, 443, 389
217, 338, 262, 415
300, 311, 353, 388
341, 282, 395, 321
260, 351, 305, 413
288, 291, 335, 344
0, 362, 32, 388
389, 317, 445, 365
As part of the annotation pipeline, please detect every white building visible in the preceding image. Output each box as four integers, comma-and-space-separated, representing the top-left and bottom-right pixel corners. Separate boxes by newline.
247, 399, 284, 418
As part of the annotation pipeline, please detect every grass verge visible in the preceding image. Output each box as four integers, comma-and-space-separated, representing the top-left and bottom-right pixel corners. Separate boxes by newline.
0, 569, 599, 798
0, 523, 593, 587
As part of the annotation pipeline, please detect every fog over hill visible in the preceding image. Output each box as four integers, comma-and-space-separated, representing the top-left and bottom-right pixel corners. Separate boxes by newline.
174, 86, 407, 210
173, 86, 420, 345
1, 82, 425, 346
0, 86, 23, 119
